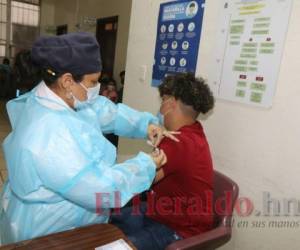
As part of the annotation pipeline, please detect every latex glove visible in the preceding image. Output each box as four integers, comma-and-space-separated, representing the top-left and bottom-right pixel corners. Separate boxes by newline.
147, 124, 180, 147
150, 149, 167, 169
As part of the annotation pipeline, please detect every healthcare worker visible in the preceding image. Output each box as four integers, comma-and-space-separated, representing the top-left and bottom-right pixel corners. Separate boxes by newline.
0, 32, 175, 245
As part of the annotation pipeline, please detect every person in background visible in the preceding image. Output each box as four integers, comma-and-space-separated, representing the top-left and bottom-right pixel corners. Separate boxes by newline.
100, 78, 119, 147
118, 70, 125, 103
0, 58, 12, 99
12, 50, 41, 97
0, 32, 180, 245
100, 72, 110, 82
101, 78, 118, 103
112, 73, 215, 250
1, 58, 11, 70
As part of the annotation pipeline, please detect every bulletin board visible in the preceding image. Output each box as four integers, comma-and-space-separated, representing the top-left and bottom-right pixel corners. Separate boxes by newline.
209, 0, 293, 108
152, 0, 206, 87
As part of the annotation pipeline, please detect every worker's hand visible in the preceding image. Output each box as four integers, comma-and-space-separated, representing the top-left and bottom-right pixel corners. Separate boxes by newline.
147, 124, 180, 147
150, 149, 167, 169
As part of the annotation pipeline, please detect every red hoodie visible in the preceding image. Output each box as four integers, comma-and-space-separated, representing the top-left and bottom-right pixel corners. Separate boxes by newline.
147, 121, 214, 238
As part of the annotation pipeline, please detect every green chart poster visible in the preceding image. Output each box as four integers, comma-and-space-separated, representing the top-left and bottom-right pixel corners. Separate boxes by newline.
209, 0, 293, 108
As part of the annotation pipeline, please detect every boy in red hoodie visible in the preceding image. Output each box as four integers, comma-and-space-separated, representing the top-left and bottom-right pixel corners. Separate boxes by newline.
112, 73, 215, 250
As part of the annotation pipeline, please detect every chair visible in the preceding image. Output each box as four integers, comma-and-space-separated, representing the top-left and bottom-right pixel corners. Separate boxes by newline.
165, 170, 239, 250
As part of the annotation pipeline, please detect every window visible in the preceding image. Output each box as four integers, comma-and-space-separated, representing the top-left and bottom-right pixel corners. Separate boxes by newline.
14, 0, 39, 5
0, 0, 6, 57
0, 45, 5, 57
0, 0, 40, 59
12, 1, 39, 26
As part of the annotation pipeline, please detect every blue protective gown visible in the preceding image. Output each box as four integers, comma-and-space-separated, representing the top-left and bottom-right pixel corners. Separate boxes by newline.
0, 82, 157, 245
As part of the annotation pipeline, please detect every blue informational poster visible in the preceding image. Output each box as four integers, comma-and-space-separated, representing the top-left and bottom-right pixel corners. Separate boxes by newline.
152, 0, 206, 87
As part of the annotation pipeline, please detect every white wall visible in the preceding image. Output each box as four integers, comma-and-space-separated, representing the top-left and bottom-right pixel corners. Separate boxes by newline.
40, 0, 55, 36
119, 0, 300, 249
40, 0, 132, 83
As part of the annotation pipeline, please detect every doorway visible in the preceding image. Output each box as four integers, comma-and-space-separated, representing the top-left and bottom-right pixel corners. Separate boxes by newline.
96, 16, 118, 78
56, 25, 68, 35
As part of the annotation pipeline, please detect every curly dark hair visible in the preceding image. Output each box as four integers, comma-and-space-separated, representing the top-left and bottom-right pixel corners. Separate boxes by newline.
159, 73, 215, 114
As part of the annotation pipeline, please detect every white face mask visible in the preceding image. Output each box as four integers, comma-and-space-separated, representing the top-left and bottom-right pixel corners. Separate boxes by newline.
80, 82, 101, 102
157, 98, 172, 126
73, 82, 101, 109
157, 111, 165, 126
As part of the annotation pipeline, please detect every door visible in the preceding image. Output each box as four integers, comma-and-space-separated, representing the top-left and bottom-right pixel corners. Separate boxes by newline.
96, 16, 118, 78
56, 25, 68, 35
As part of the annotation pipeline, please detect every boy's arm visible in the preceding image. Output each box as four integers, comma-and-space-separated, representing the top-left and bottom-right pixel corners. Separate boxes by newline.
153, 137, 182, 184
154, 168, 165, 183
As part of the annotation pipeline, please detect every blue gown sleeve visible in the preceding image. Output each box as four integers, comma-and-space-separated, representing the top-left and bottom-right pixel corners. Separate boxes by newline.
31, 120, 156, 211
90, 96, 159, 138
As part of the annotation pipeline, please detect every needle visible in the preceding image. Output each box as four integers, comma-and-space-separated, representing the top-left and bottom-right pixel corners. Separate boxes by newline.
147, 140, 160, 153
